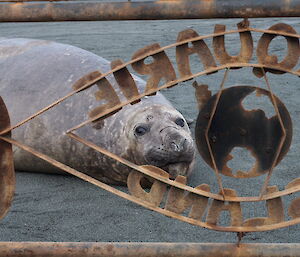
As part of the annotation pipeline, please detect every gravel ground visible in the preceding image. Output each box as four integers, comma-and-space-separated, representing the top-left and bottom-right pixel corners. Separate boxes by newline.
0, 18, 299, 243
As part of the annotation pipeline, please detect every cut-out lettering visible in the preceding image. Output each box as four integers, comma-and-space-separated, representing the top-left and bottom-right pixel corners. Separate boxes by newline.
111, 59, 141, 104
176, 29, 217, 78
165, 176, 210, 220
131, 43, 176, 94
254, 23, 300, 77
213, 20, 253, 66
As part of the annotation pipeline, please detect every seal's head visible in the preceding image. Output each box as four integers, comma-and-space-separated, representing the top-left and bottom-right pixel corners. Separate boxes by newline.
125, 104, 195, 179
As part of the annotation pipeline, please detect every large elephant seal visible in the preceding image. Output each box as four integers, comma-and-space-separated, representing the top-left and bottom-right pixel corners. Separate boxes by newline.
0, 38, 195, 185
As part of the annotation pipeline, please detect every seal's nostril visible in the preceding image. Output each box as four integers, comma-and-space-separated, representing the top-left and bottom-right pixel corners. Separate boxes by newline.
181, 138, 187, 151
171, 142, 180, 152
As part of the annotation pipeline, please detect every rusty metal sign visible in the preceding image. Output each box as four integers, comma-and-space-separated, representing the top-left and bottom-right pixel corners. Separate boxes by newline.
1, 19, 300, 236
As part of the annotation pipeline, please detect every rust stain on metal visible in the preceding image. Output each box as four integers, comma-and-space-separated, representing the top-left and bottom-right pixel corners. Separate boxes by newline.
1, 242, 300, 257
0, 97, 15, 220
213, 19, 253, 66
0, 0, 300, 22
206, 188, 243, 226
192, 81, 212, 110
89, 75, 122, 119
131, 43, 177, 94
254, 23, 300, 77
72, 70, 102, 91
176, 28, 217, 77
165, 176, 210, 220
195, 86, 292, 178
243, 186, 284, 226
111, 59, 141, 104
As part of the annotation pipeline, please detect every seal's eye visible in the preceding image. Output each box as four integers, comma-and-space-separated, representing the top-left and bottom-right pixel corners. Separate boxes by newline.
135, 125, 148, 136
175, 118, 185, 127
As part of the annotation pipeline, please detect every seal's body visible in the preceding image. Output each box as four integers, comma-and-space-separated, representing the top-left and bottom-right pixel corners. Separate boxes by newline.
0, 38, 195, 184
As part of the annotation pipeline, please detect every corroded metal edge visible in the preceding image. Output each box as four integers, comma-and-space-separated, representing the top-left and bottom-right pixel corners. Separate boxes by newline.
1, 135, 300, 232
1, 242, 300, 257
0, 97, 15, 220
0, 0, 300, 22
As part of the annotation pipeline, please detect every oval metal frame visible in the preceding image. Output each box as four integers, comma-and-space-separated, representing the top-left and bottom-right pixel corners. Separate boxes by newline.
1, 22, 300, 232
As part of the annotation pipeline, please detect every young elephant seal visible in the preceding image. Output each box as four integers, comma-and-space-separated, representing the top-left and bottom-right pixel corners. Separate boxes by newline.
101, 103, 195, 184
0, 38, 195, 185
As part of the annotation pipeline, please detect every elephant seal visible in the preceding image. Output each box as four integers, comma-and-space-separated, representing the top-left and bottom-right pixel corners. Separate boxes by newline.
0, 38, 195, 185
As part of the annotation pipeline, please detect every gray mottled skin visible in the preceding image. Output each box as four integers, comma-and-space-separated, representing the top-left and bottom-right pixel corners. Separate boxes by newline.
0, 38, 195, 185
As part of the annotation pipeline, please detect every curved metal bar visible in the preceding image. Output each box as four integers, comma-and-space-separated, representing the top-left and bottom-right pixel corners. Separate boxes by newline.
259, 69, 287, 198
1, 26, 299, 135
67, 133, 300, 203
1, 63, 299, 201
66, 62, 300, 132
1, 135, 300, 232
204, 68, 229, 198
0, 131, 296, 208
1, 64, 300, 201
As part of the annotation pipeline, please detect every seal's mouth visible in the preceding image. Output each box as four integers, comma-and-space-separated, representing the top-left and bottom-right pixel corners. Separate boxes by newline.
139, 126, 195, 179
143, 141, 195, 179
161, 161, 192, 179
